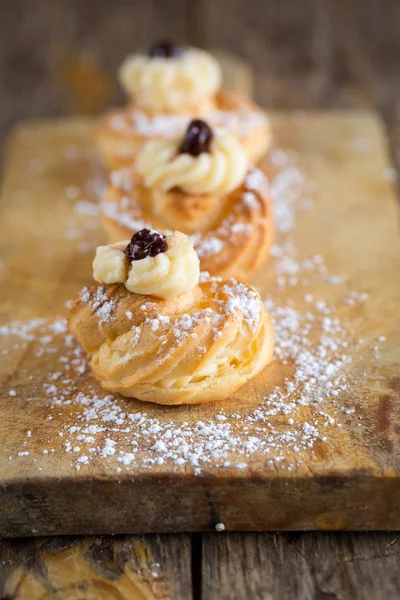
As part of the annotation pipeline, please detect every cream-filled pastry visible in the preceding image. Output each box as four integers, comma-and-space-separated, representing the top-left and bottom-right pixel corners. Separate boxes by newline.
68, 229, 274, 405
137, 121, 248, 195
93, 230, 200, 299
96, 42, 271, 170
119, 44, 221, 113
101, 120, 274, 280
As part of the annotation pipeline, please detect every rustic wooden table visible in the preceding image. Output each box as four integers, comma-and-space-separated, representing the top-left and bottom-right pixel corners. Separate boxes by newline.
0, 1, 399, 598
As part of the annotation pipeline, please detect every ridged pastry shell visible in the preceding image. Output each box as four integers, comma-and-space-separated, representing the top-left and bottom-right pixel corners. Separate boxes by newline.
68, 279, 274, 405
101, 167, 274, 280
96, 91, 271, 170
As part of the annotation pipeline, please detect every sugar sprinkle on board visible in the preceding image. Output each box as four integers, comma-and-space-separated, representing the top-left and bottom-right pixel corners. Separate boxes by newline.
0, 115, 399, 535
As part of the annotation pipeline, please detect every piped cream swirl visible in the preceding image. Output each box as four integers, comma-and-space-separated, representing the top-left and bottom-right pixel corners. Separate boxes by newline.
137, 127, 248, 195
93, 244, 129, 284
93, 232, 200, 300
118, 48, 221, 112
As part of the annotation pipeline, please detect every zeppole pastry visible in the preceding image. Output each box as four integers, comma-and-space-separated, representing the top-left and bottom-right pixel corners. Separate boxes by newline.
68, 230, 274, 405
96, 41, 271, 170
102, 120, 274, 280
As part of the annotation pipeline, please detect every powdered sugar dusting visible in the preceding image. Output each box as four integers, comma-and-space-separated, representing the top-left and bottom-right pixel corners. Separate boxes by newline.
193, 236, 224, 258
221, 280, 262, 333
0, 135, 389, 477
110, 106, 267, 139
101, 197, 154, 233
104, 169, 261, 262
1, 291, 381, 474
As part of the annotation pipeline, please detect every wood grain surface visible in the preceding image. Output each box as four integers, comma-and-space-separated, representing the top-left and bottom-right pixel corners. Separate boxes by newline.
198, 0, 400, 112
0, 111, 399, 538
0, 5, 399, 596
0, 534, 192, 599
1, 532, 400, 599
201, 532, 400, 600
0, 0, 399, 161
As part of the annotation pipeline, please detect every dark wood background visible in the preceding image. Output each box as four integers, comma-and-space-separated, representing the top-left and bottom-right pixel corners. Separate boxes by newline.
0, 1, 399, 598
0, 0, 399, 150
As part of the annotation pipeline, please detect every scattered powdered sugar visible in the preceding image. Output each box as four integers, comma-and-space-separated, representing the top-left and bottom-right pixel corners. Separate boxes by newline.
110, 169, 134, 192
193, 236, 224, 258
110, 106, 267, 138
1, 141, 387, 476
79, 287, 90, 303
209, 107, 267, 136
82, 286, 115, 324
106, 182, 256, 262
73, 200, 99, 217
20, 139, 105, 245
269, 150, 313, 233
131, 282, 263, 350
111, 110, 190, 137
243, 192, 258, 208
245, 169, 268, 193
221, 280, 262, 332
1, 275, 381, 474
101, 198, 153, 233
0, 318, 46, 341
262, 298, 355, 418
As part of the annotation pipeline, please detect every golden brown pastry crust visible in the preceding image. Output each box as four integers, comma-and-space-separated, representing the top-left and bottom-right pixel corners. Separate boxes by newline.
101, 167, 274, 280
68, 279, 274, 405
96, 90, 271, 171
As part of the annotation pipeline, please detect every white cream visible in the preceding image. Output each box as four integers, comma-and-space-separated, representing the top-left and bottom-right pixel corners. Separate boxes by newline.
93, 243, 129, 284
118, 47, 221, 112
92, 232, 200, 300
137, 127, 248, 195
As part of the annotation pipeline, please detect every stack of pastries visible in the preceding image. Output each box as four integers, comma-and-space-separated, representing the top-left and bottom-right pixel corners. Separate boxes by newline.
97, 41, 271, 169
69, 43, 275, 405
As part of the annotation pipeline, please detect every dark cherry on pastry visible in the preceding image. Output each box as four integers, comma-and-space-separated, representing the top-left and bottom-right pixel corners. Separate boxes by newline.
124, 229, 167, 261
178, 119, 213, 157
148, 41, 184, 59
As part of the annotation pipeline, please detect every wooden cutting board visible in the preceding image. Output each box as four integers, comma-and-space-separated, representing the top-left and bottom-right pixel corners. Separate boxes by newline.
0, 111, 399, 537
